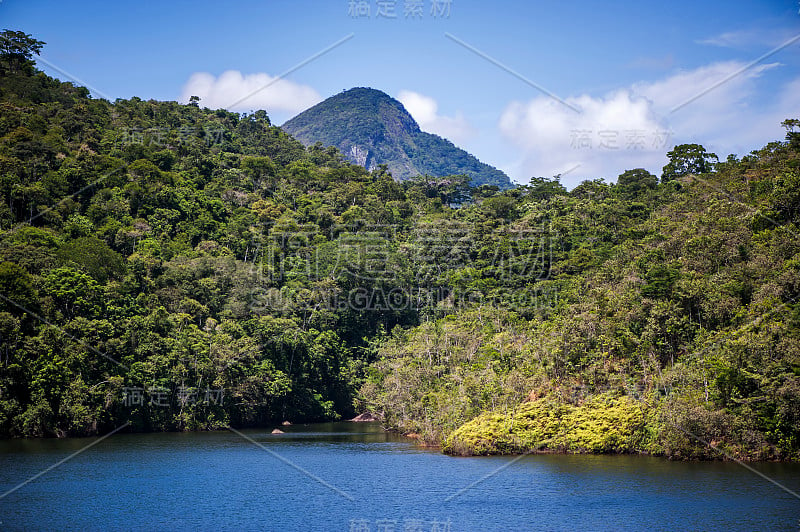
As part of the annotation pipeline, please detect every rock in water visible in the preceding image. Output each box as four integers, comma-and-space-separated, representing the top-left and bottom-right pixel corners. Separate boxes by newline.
350, 412, 379, 422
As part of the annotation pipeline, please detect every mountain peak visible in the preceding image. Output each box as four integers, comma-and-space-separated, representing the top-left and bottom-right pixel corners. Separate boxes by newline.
282, 87, 511, 188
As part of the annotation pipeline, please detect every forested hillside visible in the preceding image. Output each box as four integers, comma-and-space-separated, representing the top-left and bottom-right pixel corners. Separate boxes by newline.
0, 31, 421, 435
0, 32, 798, 460
282, 87, 512, 187
361, 142, 800, 460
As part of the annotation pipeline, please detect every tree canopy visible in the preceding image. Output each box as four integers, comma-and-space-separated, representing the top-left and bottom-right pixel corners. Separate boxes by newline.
661, 143, 719, 181
0, 30, 45, 74
1, 33, 798, 461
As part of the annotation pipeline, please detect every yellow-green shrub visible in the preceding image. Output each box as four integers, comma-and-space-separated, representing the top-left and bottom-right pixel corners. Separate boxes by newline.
444, 394, 650, 456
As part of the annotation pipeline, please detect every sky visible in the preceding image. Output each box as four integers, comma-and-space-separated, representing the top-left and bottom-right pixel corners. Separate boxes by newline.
3, 0, 800, 188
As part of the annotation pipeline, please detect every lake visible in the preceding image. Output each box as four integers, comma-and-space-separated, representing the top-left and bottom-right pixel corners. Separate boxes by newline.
0, 422, 798, 531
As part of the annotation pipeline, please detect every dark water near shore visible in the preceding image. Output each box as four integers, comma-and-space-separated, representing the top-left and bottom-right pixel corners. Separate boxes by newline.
0, 422, 798, 531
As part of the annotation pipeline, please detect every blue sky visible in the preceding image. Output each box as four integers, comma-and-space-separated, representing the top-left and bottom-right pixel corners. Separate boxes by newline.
4, 0, 799, 187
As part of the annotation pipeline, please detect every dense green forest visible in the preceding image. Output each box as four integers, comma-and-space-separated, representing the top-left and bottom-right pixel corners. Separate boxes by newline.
1, 32, 798, 460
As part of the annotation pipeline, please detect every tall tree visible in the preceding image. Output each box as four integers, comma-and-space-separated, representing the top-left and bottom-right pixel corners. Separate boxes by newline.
661, 143, 718, 182
616, 168, 657, 197
0, 30, 45, 75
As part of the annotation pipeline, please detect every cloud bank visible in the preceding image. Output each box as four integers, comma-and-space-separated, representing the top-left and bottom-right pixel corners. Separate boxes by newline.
499, 60, 794, 187
397, 90, 474, 145
180, 71, 321, 114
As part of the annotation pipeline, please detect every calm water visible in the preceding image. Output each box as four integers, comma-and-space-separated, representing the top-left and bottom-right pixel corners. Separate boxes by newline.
0, 422, 798, 531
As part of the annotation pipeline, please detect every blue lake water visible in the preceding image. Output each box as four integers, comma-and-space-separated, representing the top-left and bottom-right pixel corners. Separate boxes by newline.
0, 422, 798, 531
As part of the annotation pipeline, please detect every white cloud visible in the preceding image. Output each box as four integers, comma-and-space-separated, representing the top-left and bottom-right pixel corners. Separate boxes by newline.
634, 61, 778, 116
499, 60, 793, 188
697, 28, 799, 49
635, 61, 780, 151
397, 90, 474, 145
180, 71, 321, 113
775, 77, 800, 117
499, 90, 670, 185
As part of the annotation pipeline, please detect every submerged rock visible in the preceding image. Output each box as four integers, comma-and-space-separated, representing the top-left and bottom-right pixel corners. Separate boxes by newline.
350, 412, 380, 422
271, 429, 285, 434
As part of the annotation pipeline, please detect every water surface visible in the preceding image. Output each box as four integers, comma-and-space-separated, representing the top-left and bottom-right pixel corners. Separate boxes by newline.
1, 422, 798, 530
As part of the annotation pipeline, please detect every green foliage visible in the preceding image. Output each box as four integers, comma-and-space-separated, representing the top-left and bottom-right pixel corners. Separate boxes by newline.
0, 33, 798, 463
661, 143, 718, 182
616, 168, 657, 197
56, 236, 124, 283
641, 264, 680, 299
0, 30, 45, 75
361, 123, 800, 460
358, 309, 540, 444
443, 395, 650, 456
0, 261, 37, 314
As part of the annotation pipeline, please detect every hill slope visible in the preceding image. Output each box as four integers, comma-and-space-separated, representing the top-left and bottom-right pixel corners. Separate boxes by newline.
282, 87, 512, 188
2, 32, 799, 462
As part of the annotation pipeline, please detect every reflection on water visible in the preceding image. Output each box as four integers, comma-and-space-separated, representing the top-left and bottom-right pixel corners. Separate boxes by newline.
0, 422, 798, 531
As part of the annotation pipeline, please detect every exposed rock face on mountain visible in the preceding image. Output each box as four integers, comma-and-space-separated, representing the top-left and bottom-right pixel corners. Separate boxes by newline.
282, 87, 512, 188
